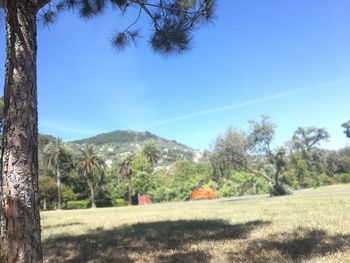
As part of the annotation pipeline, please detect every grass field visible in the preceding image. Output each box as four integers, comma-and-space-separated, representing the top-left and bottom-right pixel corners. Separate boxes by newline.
42, 184, 350, 263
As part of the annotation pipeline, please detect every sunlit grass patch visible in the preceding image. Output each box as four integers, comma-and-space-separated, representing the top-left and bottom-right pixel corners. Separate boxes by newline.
42, 184, 350, 263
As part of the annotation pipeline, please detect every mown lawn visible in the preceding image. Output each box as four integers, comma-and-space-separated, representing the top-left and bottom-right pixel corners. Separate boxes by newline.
42, 184, 350, 263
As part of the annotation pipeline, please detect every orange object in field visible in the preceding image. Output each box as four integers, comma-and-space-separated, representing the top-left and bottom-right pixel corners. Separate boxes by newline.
191, 189, 216, 200
138, 193, 152, 205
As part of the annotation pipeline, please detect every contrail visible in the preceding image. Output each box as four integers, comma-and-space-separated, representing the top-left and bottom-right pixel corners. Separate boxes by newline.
153, 80, 345, 126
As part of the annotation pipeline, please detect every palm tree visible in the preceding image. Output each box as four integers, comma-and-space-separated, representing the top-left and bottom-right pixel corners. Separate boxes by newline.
44, 137, 66, 209
119, 154, 135, 206
142, 143, 160, 167
77, 145, 104, 208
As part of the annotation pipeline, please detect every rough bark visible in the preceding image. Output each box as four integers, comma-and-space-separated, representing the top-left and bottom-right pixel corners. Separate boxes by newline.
56, 166, 61, 209
0, 0, 43, 262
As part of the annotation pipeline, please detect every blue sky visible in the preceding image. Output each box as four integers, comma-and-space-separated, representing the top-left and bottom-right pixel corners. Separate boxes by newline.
0, 0, 350, 150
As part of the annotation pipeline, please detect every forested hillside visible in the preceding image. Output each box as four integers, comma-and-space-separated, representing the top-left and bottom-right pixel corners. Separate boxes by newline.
69, 130, 202, 166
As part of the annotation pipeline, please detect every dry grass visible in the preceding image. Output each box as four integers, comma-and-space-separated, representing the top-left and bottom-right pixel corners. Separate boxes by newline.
42, 184, 350, 263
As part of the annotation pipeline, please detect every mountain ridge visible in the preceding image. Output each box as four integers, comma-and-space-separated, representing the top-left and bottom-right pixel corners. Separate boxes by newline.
67, 130, 204, 166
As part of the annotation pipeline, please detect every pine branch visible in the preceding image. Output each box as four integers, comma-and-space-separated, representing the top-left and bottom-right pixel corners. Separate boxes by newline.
0, 0, 6, 9
35, 0, 51, 11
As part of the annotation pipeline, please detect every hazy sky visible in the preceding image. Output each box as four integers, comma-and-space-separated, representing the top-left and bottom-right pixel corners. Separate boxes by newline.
1, 1, 350, 150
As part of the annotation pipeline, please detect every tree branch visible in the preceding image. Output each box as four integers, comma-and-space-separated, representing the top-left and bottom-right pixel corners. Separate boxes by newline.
0, 0, 6, 9
35, 0, 51, 12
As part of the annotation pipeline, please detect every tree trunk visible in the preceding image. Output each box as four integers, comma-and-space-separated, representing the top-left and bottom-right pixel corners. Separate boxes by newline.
56, 166, 61, 210
43, 198, 47, 211
0, 1, 43, 262
128, 182, 132, 206
89, 182, 96, 208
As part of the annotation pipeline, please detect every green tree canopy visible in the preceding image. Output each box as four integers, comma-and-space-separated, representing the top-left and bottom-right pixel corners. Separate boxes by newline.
291, 127, 329, 152
342, 121, 350, 139
142, 143, 160, 166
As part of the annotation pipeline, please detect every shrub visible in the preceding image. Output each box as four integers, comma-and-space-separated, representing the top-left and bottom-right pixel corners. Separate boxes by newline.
318, 174, 336, 186
216, 172, 269, 198
269, 184, 292, 196
94, 198, 113, 208
112, 198, 127, 207
66, 199, 90, 209
335, 173, 350, 184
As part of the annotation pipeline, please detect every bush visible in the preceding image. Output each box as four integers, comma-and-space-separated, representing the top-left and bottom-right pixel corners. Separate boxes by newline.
336, 173, 350, 184
216, 172, 269, 198
94, 198, 113, 208
66, 199, 90, 209
318, 174, 336, 186
112, 198, 127, 207
269, 184, 292, 196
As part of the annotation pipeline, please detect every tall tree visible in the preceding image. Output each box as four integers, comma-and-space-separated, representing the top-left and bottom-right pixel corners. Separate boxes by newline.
342, 121, 350, 139
0, 1, 215, 261
77, 145, 105, 209
44, 137, 66, 209
210, 127, 250, 181
248, 116, 287, 187
119, 154, 135, 206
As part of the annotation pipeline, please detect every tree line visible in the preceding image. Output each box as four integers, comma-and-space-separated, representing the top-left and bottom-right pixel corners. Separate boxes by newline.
38, 116, 350, 210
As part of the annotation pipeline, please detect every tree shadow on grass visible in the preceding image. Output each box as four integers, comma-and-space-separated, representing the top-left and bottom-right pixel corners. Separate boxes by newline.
45, 222, 84, 230
229, 227, 350, 263
43, 220, 350, 263
43, 219, 269, 263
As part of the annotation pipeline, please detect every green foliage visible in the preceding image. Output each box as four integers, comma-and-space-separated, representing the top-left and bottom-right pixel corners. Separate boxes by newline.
291, 127, 329, 152
269, 184, 292, 196
77, 145, 105, 186
318, 174, 336, 186
66, 200, 90, 210
131, 171, 154, 195
61, 184, 76, 205
217, 172, 269, 198
210, 128, 250, 180
335, 173, 350, 184
41, 0, 215, 54
248, 115, 276, 154
73, 130, 158, 145
148, 161, 214, 202
112, 198, 127, 207
142, 143, 160, 166
93, 199, 113, 208
131, 151, 152, 174
39, 176, 57, 209
341, 121, 350, 139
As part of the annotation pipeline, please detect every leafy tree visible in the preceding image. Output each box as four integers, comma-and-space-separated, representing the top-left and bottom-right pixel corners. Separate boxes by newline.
77, 145, 105, 208
38, 176, 56, 210
210, 127, 250, 181
61, 184, 76, 208
44, 137, 66, 209
142, 143, 160, 166
131, 171, 154, 195
248, 116, 288, 193
0, 0, 214, 260
291, 127, 329, 152
342, 121, 350, 139
248, 115, 276, 155
131, 150, 152, 174
118, 154, 135, 205
288, 127, 330, 187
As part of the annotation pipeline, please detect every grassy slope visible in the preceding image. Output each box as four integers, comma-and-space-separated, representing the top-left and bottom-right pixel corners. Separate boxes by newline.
42, 184, 350, 263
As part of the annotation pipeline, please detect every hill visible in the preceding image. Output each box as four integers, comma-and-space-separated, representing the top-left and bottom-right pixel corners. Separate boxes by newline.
69, 130, 204, 167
